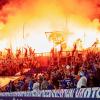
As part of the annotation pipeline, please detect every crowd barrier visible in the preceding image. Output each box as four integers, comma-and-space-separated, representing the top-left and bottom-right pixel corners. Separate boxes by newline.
0, 87, 100, 99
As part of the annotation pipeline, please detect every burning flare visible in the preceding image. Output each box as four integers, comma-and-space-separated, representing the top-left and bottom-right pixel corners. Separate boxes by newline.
0, 0, 100, 53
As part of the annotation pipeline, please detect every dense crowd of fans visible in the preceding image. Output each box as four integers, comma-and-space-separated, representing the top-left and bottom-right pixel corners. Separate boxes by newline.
0, 48, 36, 76
0, 46, 100, 92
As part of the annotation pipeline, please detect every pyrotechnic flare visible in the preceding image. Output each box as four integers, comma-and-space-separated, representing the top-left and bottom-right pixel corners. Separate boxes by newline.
0, 0, 100, 53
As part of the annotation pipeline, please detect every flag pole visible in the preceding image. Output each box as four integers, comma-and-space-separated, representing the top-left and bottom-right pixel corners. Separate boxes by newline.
22, 23, 25, 57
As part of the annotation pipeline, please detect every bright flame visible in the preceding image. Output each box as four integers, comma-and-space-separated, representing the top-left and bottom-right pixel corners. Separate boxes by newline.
0, 0, 100, 53
10, 20, 54, 53
0, 39, 8, 51
0, 15, 100, 53
66, 15, 100, 50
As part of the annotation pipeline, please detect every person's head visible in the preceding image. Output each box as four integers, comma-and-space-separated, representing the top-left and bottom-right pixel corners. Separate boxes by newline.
48, 80, 52, 84
35, 78, 39, 83
79, 67, 83, 71
89, 72, 94, 78
79, 71, 85, 77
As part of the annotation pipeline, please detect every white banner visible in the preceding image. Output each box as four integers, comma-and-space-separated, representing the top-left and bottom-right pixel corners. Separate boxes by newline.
0, 88, 100, 98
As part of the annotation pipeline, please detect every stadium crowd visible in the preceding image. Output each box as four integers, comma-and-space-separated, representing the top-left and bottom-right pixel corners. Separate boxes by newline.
0, 46, 100, 92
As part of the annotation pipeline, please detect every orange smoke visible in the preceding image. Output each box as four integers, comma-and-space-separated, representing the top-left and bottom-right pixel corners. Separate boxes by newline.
0, 0, 100, 53
66, 15, 100, 50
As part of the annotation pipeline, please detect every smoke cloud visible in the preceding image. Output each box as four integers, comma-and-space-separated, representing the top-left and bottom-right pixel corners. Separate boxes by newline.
0, 0, 100, 49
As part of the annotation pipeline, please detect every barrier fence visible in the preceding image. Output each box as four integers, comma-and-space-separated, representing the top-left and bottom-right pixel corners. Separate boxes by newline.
0, 87, 100, 100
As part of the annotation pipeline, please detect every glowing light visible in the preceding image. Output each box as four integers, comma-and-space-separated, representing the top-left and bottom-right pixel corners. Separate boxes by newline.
66, 15, 100, 50
0, 23, 4, 30
0, 39, 8, 51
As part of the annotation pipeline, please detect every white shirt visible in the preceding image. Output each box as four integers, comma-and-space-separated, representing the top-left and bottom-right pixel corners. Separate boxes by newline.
77, 76, 87, 88
33, 82, 40, 90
